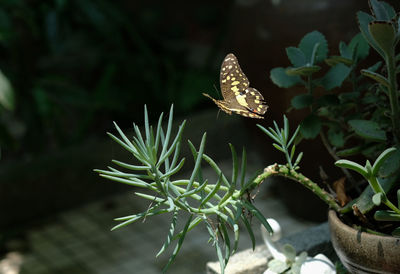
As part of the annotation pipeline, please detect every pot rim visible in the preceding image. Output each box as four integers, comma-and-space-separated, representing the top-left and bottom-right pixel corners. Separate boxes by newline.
328, 209, 398, 240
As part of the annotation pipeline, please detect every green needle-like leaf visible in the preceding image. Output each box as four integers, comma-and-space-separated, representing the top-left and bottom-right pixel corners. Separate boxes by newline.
157, 210, 178, 257
240, 147, 247, 188
272, 143, 285, 153
107, 132, 137, 156
157, 120, 186, 168
205, 220, 225, 274
179, 179, 208, 198
112, 122, 137, 153
241, 215, 255, 250
243, 201, 273, 234
257, 124, 281, 144
154, 112, 164, 154
202, 154, 230, 187
112, 209, 168, 231
200, 172, 222, 207
229, 143, 239, 187
283, 115, 289, 142
187, 133, 207, 192
287, 126, 300, 147
219, 221, 231, 264
97, 173, 149, 188
160, 158, 185, 180
111, 160, 151, 171
294, 152, 303, 167
162, 215, 193, 273
159, 105, 174, 161
144, 105, 151, 147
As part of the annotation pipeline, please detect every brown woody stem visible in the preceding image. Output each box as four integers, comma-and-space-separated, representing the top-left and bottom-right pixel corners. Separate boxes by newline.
252, 164, 341, 211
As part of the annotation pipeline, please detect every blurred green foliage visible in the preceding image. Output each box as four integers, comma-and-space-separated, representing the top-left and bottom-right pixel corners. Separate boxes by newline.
0, 0, 232, 157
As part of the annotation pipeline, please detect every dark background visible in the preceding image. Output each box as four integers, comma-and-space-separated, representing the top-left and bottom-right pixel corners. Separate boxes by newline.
1, 0, 399, 232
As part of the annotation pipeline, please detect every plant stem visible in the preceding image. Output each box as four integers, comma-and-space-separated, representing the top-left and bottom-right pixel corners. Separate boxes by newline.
384, 200, 400, 214
253, 164, 341, 211
386, 51, 400, 142
319, 131, 357, 188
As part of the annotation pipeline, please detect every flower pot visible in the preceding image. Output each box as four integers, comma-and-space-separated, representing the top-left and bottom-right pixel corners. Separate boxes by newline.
328, 210, 400, 274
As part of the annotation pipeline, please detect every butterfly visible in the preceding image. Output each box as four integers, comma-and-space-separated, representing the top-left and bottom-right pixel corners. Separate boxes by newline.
203, 53, 268, 119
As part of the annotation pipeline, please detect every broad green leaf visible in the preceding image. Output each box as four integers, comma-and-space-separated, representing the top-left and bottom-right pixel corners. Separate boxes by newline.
348, 175, 398, 214
300, 115, 321, 139
368, 21, 396, 56
369, 0, 392, 21
361, 69, 389, 87
286, 47, 307, 67
378, 147, 400, 177
290, 94, 313, 109
286, 65, 321, 76
298, 30, 328, 64
348, 119, 386, 141
339, 41, 352, 59
357, 11, 385, 58
379, 2, 396, 20
0, 69, 14, 111
270, 67, 302, 88
318, 63, 351, 91
348, 33, 370, 61
327, 127, 345, 148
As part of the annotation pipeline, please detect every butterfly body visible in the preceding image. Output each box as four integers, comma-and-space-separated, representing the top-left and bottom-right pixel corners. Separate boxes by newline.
203, 53, 268, 119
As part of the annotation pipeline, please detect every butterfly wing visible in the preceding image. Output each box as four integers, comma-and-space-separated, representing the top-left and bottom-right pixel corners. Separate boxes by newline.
241, 87, 268, 116
219, 53, 249, 100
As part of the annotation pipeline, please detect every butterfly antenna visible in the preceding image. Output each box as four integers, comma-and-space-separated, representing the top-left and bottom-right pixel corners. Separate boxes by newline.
212, 84, 221, 99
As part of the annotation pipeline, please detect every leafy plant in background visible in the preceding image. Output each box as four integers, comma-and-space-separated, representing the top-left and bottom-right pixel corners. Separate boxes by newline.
269, 0, 400, 235
97, 0, 400, 272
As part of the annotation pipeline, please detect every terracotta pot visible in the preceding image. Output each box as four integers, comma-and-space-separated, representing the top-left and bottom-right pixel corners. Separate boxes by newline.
328, 210, 400, 274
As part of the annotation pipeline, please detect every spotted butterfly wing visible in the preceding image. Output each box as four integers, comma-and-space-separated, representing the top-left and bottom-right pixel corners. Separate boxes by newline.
203, 53, 268, 119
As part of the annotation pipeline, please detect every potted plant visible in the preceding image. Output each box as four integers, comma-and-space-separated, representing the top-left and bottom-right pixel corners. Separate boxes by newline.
95, 0, 400, 273
267, 0, 400, 272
